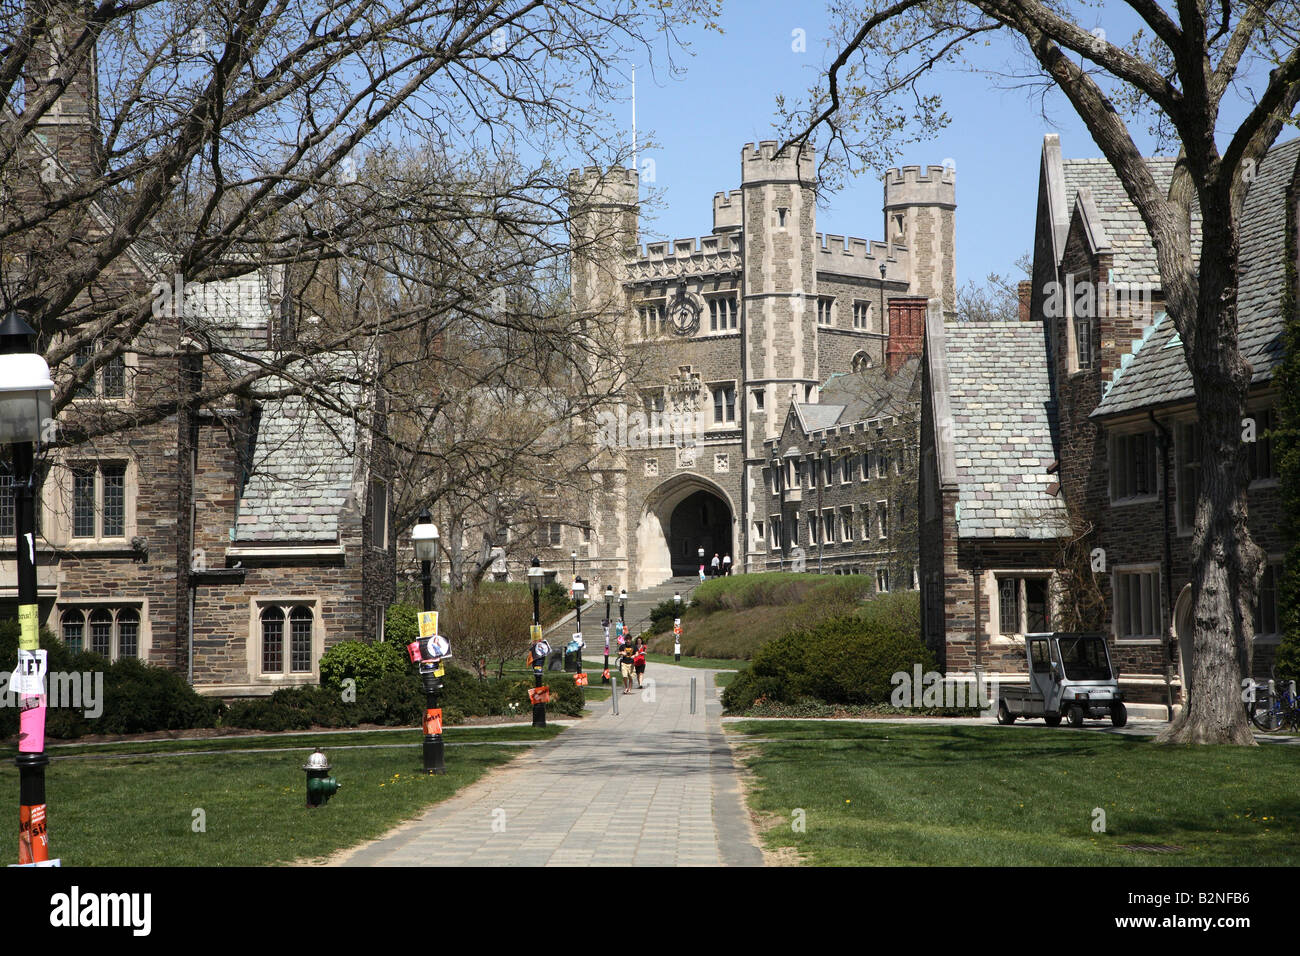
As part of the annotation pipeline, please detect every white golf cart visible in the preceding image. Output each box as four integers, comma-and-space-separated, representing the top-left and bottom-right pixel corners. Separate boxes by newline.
996, 632, 1127, 728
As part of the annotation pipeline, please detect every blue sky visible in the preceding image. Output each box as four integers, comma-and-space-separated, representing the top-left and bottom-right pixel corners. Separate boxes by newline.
611, 0, 1274, 288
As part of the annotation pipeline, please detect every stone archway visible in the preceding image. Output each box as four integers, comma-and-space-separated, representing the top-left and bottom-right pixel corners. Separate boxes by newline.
1174, 584, 1193, 704
634, 474, 736, 589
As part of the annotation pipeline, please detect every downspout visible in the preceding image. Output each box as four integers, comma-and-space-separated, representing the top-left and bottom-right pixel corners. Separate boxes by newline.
1149, 410, 1175, 720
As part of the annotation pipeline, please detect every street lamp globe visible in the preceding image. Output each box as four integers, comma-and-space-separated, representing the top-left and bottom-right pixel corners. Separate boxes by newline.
604, 585, 613, 601
673, 592, 681, 608
411, 510, 439, 562
528, 556, 543, 593
0, 314, 53, 445
572, 575, 586, 601
619, 588, 627, 604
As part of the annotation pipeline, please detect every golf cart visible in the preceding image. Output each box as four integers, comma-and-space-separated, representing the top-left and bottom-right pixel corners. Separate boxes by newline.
996, 632, 1127, 728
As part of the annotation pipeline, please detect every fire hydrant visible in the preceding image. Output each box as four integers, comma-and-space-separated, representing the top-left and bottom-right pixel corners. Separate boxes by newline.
303, 748, 340, 808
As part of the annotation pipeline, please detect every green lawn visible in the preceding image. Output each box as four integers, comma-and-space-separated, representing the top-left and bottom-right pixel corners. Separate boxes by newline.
0, 732, 560, 865
644, 652, 743, 670
714, 671, 738, 688
730, 721, 1300, 866
5, 725, 563, 761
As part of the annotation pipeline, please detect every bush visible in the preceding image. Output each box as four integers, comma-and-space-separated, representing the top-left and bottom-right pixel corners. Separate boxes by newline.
648, 599, 684, 634
540, 581, 571, 625
722, 598, 932, 712
384, 604, 420, 648
319, 639, 409, 692
0, 619, 221, 740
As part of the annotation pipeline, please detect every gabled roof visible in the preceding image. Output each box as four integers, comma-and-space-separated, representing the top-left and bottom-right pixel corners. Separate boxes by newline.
1092, 137, 1299, 418
788, 356, 922, 436
929, 317, 1067, 539
1057, 153, 1203, 286
235, 371, 368, 543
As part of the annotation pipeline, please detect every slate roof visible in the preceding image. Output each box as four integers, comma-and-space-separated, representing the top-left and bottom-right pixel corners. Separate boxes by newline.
1092, 137, 1299, 418
1060, 157, 1203, 285
792, 356, 922, 433
940, 321, 1067, 539
235, 376, 366, 542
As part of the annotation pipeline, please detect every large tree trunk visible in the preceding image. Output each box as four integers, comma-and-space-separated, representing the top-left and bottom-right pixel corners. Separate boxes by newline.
1158, 212, 1264, 745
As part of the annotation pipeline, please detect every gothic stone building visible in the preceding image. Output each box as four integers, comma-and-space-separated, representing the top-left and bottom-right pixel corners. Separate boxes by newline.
0, 20, 395, 696
920, 133, 1294, 705
563, 142, 954, 590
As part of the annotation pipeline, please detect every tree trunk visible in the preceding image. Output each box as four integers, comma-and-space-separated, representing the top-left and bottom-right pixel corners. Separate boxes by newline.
1158, 215, 1264, 745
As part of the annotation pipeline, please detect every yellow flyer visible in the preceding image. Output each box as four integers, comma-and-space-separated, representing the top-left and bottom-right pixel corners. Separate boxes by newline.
18, 604, 39, 651
419, 611, 438, 638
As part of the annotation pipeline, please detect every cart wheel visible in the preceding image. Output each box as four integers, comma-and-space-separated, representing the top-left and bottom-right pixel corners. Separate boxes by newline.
1044, 713, 1062, 727
1110, 702, 1127, 728
1067, 704, 1084, 728
997, 701, 1015, 725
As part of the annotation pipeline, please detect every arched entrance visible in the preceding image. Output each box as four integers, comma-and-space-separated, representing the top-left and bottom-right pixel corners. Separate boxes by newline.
1174, 584, 1193, 704
633, 474, 736, 589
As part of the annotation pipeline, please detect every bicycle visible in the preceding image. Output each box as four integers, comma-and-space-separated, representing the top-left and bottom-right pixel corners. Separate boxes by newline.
1247, 674, 1300, 733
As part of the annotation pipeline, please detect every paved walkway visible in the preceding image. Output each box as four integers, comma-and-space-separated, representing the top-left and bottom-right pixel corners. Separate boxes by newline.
336, 663, 763, 867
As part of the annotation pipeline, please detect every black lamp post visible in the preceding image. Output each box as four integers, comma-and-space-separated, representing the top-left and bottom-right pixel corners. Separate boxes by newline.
603, 586, 613, 684
570, 549, 577, 580
572, 575, 585, 674
618, 587, 626, 624
1, 312, 55, 865
411, 511, 444, 774
818, 436, 827, 574
527, 557, 546, 728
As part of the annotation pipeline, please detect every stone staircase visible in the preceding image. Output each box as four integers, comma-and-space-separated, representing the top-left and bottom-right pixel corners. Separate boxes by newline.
621, 575, 707, 637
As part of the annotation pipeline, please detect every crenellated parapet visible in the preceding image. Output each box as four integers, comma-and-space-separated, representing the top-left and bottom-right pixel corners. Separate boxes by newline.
883, 164, 956, 209
568, 165, 639, 208
815, 233, 906, 283
624, 233, 742, 282
713, 189, 743, 232
741, 140, 816, 184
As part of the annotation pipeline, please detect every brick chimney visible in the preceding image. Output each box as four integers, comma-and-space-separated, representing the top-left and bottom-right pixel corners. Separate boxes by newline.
886, 295, 927, 375
1018, 280, 1034, 322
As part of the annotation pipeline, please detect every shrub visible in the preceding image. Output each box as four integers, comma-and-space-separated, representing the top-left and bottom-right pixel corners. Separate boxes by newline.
384, 604, 420, 648
319, 639, 409, 692
722, 600, 932, 712
648, 599, 684, 634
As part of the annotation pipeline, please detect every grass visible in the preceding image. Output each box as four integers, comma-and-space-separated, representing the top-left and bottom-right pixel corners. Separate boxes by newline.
0, 739, 544, 866
730, 721, 1300, 866
644, 573, 878, 660
1, 725, 563, 761
644, 652, 743, 670
715, 671, 738, 688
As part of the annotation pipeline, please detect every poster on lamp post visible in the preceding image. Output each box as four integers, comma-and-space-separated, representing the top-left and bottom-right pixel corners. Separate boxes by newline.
419, 611, 438, 638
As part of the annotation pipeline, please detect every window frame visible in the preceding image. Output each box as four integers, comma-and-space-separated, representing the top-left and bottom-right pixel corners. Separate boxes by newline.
252, 598, 322, 681
1109, 429, 1159, 504
58, 603, 146, 661
1112, 565, 1163, 643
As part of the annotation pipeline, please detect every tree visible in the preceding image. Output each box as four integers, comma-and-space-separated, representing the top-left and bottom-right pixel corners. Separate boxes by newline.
955, 253, 1031, 323
0, 0, 715, 461
784, 1, 1300, 743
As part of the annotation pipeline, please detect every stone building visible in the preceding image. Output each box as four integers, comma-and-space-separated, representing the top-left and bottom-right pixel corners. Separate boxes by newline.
0, 17, 396, 695
919, 133, 1295, 705
561, 141, 955, 590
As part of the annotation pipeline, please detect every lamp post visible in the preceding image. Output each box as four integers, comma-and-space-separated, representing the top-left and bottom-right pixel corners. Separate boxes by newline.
603, 586, 613, 684
1, 312, 55, 865
673, 591, 682, 662
572, 575, 585, 674
818, 437, 827, 574
570, 549, 576, 580
618, 587, 626, 624
411, 511, 444, 774
527, 557, 546, 728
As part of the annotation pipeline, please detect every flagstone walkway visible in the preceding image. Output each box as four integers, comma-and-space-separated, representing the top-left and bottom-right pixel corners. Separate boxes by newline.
334, 663, 763, 867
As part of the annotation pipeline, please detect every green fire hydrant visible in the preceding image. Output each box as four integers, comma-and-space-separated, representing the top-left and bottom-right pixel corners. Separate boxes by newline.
303, 748, 340, 808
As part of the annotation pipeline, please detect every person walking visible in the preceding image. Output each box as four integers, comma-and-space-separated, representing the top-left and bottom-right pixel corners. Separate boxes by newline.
619, 644, 635, 694
722, 553, 732, 576
710, 553, 720, 577
633, 639, 647, 688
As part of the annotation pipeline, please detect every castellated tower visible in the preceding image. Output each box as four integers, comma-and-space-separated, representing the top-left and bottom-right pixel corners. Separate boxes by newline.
883, 165, 957, 317
741, 141, 818, 455
566, 166, 639, 587
23, 0, 104, 186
